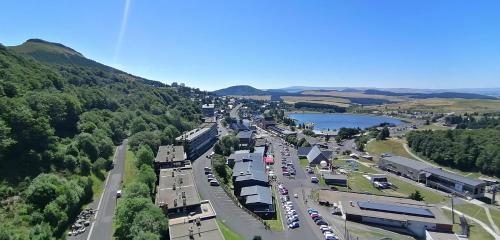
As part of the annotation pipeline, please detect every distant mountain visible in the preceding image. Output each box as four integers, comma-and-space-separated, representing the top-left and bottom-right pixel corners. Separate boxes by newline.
364, 89, 497, 100
214, 85, 267, 96
8, 39, 164, 87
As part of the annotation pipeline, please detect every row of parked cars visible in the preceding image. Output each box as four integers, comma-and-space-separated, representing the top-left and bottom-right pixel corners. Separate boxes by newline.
307, 208, 339, 240
278, 184, 300, 229
204, 167, 219, 186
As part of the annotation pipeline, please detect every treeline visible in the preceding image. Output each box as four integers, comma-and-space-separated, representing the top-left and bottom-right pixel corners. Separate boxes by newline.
0, 44, 201, 238
294, 102, 346, 113
445, 114, 500, 129
115, 145, 167, 239
407, 129, 500, 176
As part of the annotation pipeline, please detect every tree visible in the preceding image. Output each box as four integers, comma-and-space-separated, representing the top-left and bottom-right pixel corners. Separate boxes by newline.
409, 190, 424, 201
136, 145, 154, 169
377, 126, 390, 140
136, 165, 156, 195
76, 133, 99, 161
129, 206, 167, 239
130, 117, 148, 134
115, 197, 152, 239
24, 174, 63, 209
125, 181, 150, 199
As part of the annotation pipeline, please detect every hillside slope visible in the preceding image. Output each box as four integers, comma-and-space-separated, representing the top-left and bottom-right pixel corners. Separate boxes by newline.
214, 85, 267, 96
0, 40, 203, 238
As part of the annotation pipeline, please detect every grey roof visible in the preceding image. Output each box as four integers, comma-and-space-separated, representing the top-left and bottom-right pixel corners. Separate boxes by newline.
298, 147, 313, 157
357, 201, 434, 218
234, 171, 268, 183
254, 147, 265, 154
240, 185, 270, 197
232, 159, 266, 178
323, 174, 347, 181
175, 123, 216, 142
307, 146, 328, 164
244, 186, 273, 205
155, 145, 186, 163
201, 104, 214, 109
381, 155, 431, 171
423, 168, 486, 187
237, 130, 254, 139
322, 150, 334, 159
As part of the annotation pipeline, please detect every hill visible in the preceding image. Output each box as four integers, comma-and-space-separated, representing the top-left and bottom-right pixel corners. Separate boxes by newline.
363, 89, 497, 100
214, 85, 267, 96
0, 39, 203, 238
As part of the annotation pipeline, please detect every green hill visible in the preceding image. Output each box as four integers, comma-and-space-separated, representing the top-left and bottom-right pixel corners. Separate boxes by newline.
214, 85, 267, 96
0, 39, 204, 238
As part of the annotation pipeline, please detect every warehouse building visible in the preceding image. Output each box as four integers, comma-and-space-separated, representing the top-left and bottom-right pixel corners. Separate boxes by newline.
319, 191, 453, 238
423, 168, 487, 199
323, 173, 348, 187
176, 122, 217, 160
378, 155, 431, 182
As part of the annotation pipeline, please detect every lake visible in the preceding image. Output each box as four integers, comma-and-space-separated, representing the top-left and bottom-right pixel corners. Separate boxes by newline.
288, 113, 402, 130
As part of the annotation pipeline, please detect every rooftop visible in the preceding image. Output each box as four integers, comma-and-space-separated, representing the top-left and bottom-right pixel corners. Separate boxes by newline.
423, 168, 486, 187
319, 190, 451, 225
155, 145, 186, 163
381, 154, 431, 171
202, 104, 215, 109
307, 145, 328, 163
176, 123, 216, 142
236, 130, 254, 139
169, 202, 224, 240
323, 173, 347, 180
156, 168, 201, 209
234, 171, 268, 183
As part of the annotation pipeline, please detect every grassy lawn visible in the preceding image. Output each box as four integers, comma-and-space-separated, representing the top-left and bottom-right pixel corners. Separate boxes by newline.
90, 174, 105, 199
299, 157, 309, 167
443, 208, 495, 240
264, 186, 284, 232
418, 123, 451, 131
123, 145, 137, 187
387, 176, 447, 204
454, 203, 500, 230
366, 139, 415, 160
217, 220, 244, 240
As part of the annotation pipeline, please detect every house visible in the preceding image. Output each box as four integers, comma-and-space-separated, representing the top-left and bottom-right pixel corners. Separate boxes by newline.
323, 174, 347, 186
154, 145, 188, 169
306, 146, 330, 165
422, 168, 487, 199
239, 185, 275, 219
233, 171, 269, 196
378, 154, 430, 182
236, 130, 255, 149
319, 191, 453, 238
298, 146, 333, 161
227, 151, 263, 168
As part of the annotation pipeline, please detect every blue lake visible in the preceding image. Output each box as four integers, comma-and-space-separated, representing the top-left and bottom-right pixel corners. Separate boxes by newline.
288, 113, 402, 130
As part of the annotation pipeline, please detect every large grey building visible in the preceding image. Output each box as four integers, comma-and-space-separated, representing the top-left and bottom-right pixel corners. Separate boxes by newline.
201, 103, 215, 117
378, 155, 430, 181
154, 145, 188, 169
176, 122, 217, 160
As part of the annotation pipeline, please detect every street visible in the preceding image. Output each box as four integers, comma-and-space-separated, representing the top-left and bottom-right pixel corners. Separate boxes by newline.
71, 140, 127, 240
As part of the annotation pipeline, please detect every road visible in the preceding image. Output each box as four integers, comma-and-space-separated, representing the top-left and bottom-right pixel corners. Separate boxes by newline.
71, 140, 127, 240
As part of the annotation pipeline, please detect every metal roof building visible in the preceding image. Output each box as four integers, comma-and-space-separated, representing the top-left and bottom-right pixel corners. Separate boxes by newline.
307, 145, 329, 165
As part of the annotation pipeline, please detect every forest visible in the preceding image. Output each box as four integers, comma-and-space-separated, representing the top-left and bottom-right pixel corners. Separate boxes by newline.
407, 129, 500, 176
0, 40, 204, 239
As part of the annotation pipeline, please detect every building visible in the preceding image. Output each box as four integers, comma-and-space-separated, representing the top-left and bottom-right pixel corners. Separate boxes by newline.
156, 167, 201, 215
239, 185, 275, 219
227, 151, 263, 168
201, 104, 215, 117
236, 130, 255, 149
425, 230, 460, 240
423, 168, 486, 199
154, 145, 188, 169
258, 116, 276, 129
255, 138, 267, 147
323, 173, 347, 186
319, 191, 453, 238
306, 146, 330, 165
379, 154, 487, 199
378, 155, 430, 181
176, 122, 217, 160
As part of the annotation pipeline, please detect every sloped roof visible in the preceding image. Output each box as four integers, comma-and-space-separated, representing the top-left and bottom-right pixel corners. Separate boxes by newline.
237, 130, 254, 139
381, 155, 430, 171
423, 168, 486, 187
244, 186, 273, 205
307, 146, 328, 164
298, 147, 313, 156
234, 171, 268, 183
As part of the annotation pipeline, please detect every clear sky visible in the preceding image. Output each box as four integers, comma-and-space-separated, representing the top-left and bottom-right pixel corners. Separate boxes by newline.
1, 0, 500, 91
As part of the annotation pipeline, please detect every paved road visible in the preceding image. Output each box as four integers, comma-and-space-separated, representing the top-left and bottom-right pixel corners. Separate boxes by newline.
71, 140, 127, 240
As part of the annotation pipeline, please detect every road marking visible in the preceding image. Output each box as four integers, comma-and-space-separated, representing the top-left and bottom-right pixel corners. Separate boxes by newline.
86, 144, 121, 240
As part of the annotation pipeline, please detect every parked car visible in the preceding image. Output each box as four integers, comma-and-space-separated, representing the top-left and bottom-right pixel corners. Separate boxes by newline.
209, 179, 219, 186
283, 171, 290, 176
288, 222, 299, 229
311, 177, 319, 183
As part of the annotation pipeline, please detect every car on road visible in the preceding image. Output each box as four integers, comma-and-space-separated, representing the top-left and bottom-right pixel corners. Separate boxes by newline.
209, 179, 219, 186
204, 167, 212, 174
283, 171, 290, 176
314, 218, 328, 225
311, 177, 319, 183
288, 221, 299, 229
320, 225, 332, 233
287, 216, 299, 223
207, 177, 214, 182
116, 190, 122, 198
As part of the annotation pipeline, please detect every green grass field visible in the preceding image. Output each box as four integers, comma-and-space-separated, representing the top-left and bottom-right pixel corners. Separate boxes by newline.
454, 203, 500, 230
443, 208, 495, 240
299, 157, 309, 167
217, 220, 244, 240
366, 139, 415, 160
123, 145, 137, 187
418, 123, 452, 130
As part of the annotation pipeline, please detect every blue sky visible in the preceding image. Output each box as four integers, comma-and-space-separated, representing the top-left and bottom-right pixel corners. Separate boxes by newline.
1, 0, 500, 90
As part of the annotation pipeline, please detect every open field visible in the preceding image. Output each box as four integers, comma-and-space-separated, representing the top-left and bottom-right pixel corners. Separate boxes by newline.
217, 220, 244, 240
366, 98, 500, 114
302, 90, 408, 102
366, 139, 415, 160
230, 95, 271, 101
417, 123, 452, 130
443, 208, 495, 240
281, 96, 351, 107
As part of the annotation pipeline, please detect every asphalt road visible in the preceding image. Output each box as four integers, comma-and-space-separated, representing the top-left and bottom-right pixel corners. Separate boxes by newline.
71, 140, 127, 240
